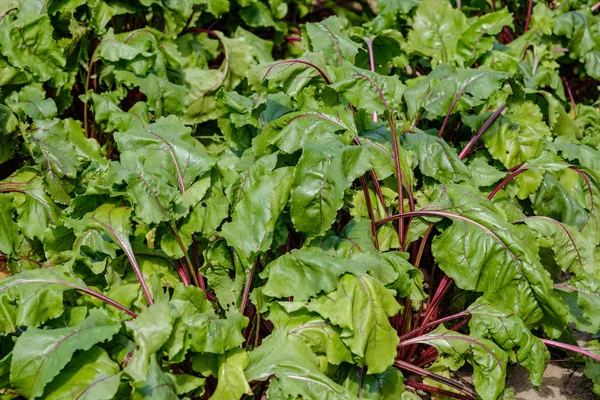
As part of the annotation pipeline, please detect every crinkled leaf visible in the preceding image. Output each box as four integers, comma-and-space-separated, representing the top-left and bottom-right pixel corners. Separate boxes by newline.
308, 274, 401, 374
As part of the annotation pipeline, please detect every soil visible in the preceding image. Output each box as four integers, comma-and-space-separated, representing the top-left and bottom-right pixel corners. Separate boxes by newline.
507, 365, 596, 400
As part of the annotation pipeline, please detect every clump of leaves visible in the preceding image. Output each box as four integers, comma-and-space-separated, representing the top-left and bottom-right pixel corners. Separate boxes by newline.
1, 0, 600, 399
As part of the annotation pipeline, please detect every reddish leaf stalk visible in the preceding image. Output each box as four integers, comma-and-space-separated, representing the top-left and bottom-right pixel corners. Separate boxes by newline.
366, 37, 378, 123
394, 360, 477, 399
399, 312, 468, 342
240, 258, 260, 315
176, 260, 191, 286
404, 380, 473, 400
458, 104, 506, 160
561, 76, 577, 118
488, 168, 528, 200
524, 0, 534, 32
540, 339, 600, 363
593, 2, 600, 12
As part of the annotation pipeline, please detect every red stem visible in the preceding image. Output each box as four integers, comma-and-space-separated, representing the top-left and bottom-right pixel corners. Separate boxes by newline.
488, 168, 528, 200
240, 258, 259, 315
458, 104, 506, 160
524, 0, 534, 32
592, 1, 600, 12
540, 339, 600, 363
394, 360, 477, 399
399, 312, 468, 342
561, 77, 577, 118
404, 381, 473, 400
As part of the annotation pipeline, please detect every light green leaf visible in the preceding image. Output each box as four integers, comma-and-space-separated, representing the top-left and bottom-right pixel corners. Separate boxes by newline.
10, 309, 121, 399
407, 0, 467, 66
308, 274, 401, 374
0, 13, 68, 85
468, 299, 549, 387
245, 330, 357, 400
483, 102, 552, 169
210, 349, 252, 400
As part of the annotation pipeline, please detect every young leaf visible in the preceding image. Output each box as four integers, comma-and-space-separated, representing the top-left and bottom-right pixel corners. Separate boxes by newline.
483, 102, 552, 169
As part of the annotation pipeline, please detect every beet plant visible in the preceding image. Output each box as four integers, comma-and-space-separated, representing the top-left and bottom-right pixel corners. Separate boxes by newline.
1, 0, 600, 399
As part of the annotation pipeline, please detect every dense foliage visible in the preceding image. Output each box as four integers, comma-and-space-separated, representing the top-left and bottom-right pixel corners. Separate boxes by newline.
1, 0, 600, 398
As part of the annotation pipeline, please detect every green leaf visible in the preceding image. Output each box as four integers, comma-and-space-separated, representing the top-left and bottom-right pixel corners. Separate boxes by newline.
248, 53, 330, 98
468, 299, 549, 387
339, 365, 406, 399
404, 64, 508, 120
125, 303, 173, 382
268, 302, 353, 365
10, 309, 121, 399
115, 115, 215, 195
222, 167, 293, 259
406, 326, 507, 400
132, 355, 178, 400
260, 249, 398, 301
428, 184, 568, 335
407, 0, 467, 66
210, 349, 252, 400
42, 346, 121, 400
331, 63, 405, 114
0, 264, 103, 335
0, 13, 68, 85
302, 17, 362, 65
308, 274, 401, 374
251, 107, 356, 155
456, 9, 513, 66
402, 132, 471, 184
245, 330, 357, 400
483, 102, 552, 169
23, 119, 102, 203
290, 144, 373, 237
0, 194, 19, 256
